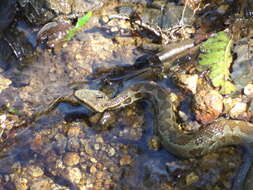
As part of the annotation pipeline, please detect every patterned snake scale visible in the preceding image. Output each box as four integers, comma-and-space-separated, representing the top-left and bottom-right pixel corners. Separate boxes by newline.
75, 81, 253, 158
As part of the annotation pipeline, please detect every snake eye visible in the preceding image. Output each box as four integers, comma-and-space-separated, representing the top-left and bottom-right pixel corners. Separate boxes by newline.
96, 94, 104, 98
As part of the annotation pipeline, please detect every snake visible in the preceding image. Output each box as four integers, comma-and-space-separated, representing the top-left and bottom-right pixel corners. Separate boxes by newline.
74, 81, 253, 158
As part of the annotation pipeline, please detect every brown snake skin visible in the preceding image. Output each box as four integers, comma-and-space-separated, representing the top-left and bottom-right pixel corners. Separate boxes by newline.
75, 81, 253, 157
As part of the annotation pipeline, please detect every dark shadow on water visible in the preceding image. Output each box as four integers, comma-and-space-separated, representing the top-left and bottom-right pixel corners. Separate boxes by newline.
109, 100, 177, 189
58, 102, 93, 122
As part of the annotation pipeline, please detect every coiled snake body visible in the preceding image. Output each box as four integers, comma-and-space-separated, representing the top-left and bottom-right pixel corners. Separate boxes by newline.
75, 82, 253, 158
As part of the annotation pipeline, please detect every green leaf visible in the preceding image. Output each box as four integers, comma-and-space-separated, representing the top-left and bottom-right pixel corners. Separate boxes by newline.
220, 81, 236, 94
64, 11, 92, 41
198, 31, 236, 94
8, 108, 19, 114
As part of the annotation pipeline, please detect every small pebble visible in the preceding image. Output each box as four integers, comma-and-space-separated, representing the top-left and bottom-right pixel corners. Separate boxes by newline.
229, 102, 247, 118
100, 16, 109, 24
108, 147, 116, 157
11, 162, 22, 174
55, 159, 65, 169
14, 177, 28, 190
96, 136, 104, 143
110, 26, 119, 33
90, 165, 97, 174
66, 167, 82, 184
0, 74, 11, 93
94, 143, 100, 151
120, 155, 132, 166
67, 137, 80, 151
194, 90, 223, 124
90, 157, 97, 163
96, 171, 103, 179
63, 152, 80, 166
84, 144, 94, 155
148, 136, 161, 151
27, 165, 44, 178
75, 54, 83, 60
30, 178, 51, 190
67, 126, 80, 137
186, 172, 199, 185
177, 74, 198, 94
244, 83, 253, 97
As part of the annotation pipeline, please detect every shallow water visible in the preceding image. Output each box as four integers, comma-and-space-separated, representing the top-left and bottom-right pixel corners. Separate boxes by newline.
0, 1, 245, 189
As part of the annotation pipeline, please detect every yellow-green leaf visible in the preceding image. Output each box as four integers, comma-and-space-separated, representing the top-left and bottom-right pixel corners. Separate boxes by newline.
198, 31, 236, 94
64, 11, 92, 41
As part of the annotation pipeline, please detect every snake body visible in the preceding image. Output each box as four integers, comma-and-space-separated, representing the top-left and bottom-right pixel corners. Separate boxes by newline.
75, 82, 253, 158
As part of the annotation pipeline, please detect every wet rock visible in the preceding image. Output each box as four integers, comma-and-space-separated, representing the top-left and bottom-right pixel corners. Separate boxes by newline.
30, 134, 44, 151
37, 21, 72, 48
196, 4, 229, 33
99, 111, 116, 127
107, 147, 116, 157
67, 137, 80, 151
0, 39, 12, 67
51, 184, 69, 190
0, 75, 11, 93
182, 0, 202, 10
55, 159, 65, 170
67, 126, 80, 137
96, 136, 104, 144
63, 152, 80, 166
244, 83, 253, 98
148, 136, 161, 151
223, 97, 235, 114
234, 56, 253, 90
90, 165, 97, 174
47, 0, 72, 15
54, 133, 67, 154
186, 172, 199, 185
0, 114, 21, 139
11, 162, 22, 174
179, 106, 190, 120
229, 101, 247, 119
14, 177, 28, 190
90, 157, 97, 164
176, 74, 198, 94
27, 165, 44, 178
193, 90, 223, 124
30, 178, 51, 190
141, 2, 194, 29
3, 21, 34, 61
18, 0, 103, 25
200, 153, 219, 169
118, 0, 148, 3
120, 155, 132, 166
91, 111, 116, 130
46, 151, 58, 163
231, 38, 253, 90
65, 167, 82, 184
84, 143, 94, 156
18, 0, 54, 25
93, 143, 100, 151
0, 0, 16, 31
68, 0, 103, 14
96, 171, 104, 180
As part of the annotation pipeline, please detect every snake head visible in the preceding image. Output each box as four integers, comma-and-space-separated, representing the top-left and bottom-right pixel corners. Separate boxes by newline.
74, 89, 109, 112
